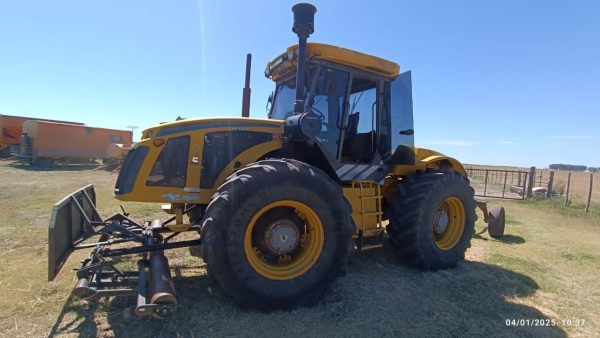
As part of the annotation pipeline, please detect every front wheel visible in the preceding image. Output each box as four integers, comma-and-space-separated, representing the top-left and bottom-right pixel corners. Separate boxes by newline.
201, 159, 354, 310
385, 170, 476, 270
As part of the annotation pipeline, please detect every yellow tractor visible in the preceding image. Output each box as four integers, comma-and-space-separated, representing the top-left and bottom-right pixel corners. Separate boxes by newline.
48, 3, 505, 318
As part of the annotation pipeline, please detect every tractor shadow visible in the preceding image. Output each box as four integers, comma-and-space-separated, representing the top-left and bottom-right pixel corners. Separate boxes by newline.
473, 233, 526, 245
496, 234, 526, 244
49, 247, 566, 337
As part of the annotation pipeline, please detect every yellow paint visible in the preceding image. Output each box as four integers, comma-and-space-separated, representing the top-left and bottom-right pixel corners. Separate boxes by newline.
266, 43, 400, 81
244, 200, 324, 280
433, 197, 466, 251
388, 147, 467, 180
343, 181, 383, 237
141, 117, 284, 141
211, 140, 283, 189
167, 223, 192, 232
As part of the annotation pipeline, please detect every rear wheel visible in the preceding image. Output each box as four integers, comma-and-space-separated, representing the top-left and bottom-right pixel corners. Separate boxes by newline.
201, 159, 354, 310
385, 170, 476, 270
488, 206, 506, 238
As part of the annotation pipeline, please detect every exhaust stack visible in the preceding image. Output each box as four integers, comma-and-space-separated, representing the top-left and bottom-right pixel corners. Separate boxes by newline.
241, 53, 252, 118
283, 3, 322, 139
291, 3, 316, 115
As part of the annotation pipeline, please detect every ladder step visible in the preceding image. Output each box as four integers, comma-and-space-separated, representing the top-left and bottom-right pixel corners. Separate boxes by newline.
359, 244, 383, 251
362, 211, 383, 216
360, 196, 382, 200
362, 228, 385, 236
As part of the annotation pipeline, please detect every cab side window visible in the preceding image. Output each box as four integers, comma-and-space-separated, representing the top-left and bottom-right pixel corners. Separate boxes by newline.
146, 136, 190, 187
342, 78, 377, 162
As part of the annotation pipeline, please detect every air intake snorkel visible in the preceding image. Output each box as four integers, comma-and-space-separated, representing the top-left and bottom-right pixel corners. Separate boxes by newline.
284, 3, 322, 139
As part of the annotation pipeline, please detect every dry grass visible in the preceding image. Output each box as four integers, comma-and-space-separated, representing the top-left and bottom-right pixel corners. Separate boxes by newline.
0, 159, 598, 337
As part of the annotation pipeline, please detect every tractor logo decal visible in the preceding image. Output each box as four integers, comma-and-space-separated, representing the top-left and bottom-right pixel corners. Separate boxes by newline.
161, 193, 200, 201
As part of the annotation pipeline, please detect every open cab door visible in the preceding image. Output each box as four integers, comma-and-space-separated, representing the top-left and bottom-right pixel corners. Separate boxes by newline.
389, 71, 415, 165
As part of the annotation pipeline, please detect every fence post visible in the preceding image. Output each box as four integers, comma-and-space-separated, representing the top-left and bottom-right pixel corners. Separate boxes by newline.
502, 171, 508, 199
564, 172, 571, 207
483, 170, 489, 196
547, 171, 554, 198
527, 167, 535, 198
585, 173, 594, 213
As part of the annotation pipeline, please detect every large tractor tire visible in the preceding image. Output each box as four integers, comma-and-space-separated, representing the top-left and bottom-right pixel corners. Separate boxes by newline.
201, 159, 354, 310
385, 169, 476, 270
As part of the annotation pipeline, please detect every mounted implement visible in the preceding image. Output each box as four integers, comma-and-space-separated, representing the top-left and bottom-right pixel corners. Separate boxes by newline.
48, 3, 504, 318
48, 185, 201, 318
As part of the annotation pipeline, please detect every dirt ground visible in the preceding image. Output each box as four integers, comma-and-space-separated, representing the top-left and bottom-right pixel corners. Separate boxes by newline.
0, 159, 598, 337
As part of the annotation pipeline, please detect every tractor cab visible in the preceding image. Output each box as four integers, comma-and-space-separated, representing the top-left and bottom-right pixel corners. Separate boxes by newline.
266, 43, 416, 181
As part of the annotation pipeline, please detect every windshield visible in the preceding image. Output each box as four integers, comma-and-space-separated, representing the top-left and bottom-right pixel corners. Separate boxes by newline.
269, 66, 315, 120
269, 78, 298, 120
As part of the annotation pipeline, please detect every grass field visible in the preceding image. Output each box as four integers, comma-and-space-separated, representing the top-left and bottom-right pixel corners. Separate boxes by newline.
0, 159, 598, 337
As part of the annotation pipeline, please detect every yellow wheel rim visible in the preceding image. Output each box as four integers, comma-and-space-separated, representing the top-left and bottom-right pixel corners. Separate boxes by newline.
244, 200, 324, 280
432, 197, 466, 251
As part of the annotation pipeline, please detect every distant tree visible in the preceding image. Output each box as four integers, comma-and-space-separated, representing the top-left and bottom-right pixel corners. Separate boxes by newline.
548, 164, 588, 171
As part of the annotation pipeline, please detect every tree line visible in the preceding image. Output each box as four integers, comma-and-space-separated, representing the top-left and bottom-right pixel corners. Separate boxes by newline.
549, 164, 600, 172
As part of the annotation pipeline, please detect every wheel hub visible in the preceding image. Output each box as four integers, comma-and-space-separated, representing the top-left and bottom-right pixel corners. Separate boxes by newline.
433, 209, 450, 234
264, 219, 300, 255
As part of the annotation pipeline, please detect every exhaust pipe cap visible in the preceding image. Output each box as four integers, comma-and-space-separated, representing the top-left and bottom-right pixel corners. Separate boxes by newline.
292, 3, 317, 38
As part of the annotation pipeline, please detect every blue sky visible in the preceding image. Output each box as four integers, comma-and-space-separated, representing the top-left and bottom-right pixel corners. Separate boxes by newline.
1, 0, 598, 167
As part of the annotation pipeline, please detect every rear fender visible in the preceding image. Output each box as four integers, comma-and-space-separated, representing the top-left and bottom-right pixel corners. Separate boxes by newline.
389, 148, 467, 177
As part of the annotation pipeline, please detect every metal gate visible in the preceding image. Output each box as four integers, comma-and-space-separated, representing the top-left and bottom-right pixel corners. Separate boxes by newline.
466, 168, 529, 200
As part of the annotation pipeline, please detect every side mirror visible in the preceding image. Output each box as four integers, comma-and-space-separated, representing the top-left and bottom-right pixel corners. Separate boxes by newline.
267, 92, 273, 107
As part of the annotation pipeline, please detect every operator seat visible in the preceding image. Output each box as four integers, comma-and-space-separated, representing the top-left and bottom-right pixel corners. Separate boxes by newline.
342, 113, 360, 159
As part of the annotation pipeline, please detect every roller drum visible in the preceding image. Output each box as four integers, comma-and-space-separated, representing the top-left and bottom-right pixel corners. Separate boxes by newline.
149, 253, 177, 308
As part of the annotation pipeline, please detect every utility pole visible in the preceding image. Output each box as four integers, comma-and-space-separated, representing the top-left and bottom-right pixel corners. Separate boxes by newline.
126, 125, 139, 141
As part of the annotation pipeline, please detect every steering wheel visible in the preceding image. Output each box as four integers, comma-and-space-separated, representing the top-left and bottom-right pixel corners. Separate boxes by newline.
281, 108, 328, 129
310, 106, 324, 120
310, 107, 328, 128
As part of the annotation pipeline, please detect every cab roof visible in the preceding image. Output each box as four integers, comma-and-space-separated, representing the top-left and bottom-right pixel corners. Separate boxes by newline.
265, 43, 400, 81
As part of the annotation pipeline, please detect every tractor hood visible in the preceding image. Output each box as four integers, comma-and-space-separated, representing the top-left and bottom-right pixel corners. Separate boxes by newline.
140, 117, 284, 141
115, 117, 284, 204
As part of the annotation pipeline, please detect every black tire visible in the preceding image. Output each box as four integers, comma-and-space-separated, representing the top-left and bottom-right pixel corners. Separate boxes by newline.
385, 169, 476, 270
201, 159, 354, 310
34, 157, 54, 168
186, 204, 205, 225
488, 206, 505, 238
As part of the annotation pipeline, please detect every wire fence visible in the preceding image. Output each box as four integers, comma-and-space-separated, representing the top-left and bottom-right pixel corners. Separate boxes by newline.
466, 168, 528, 200
466, 166, 598, 213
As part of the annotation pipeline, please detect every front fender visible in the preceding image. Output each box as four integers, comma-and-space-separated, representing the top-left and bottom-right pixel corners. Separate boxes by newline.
389, 147, 467, 177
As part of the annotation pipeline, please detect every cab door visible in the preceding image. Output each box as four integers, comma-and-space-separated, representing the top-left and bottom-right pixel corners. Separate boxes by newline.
388, 71, 415, 165
335, 76, 383, 181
